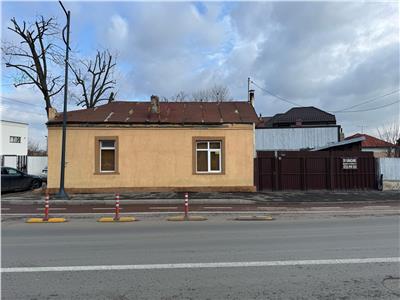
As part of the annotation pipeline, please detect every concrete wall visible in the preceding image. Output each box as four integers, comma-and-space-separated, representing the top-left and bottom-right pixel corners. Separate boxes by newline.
377, 157, 400, 190
255, 127, 339, 151
1, 120, 28, 155
47, 124, 255, 192
27, 156, 47, 176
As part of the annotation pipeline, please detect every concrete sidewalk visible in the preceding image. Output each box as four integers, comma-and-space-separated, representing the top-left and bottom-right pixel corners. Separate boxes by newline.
1, 190, 399, 205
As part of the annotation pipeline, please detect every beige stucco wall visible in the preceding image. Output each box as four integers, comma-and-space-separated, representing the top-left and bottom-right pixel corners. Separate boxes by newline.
47, 124, 255, 192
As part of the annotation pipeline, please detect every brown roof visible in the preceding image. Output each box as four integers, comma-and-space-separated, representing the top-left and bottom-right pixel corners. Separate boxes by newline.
48, 101, 259, 125
257, 107, 336, 128
345, 133, 395, 148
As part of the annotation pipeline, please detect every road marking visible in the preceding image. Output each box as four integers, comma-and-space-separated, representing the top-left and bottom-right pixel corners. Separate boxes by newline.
257, 207, 288, 210
203, 207, 232, 209
363, 206, 392, 209
2, 257, 398, 273
1, 208, 10, 211
310, 207, 342, 210
36, 208, 66, 211
150, 207, 178, 210
92, 208, 124, 210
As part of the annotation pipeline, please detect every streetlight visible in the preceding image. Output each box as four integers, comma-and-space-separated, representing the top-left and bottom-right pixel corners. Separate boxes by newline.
54, 0, 70, 199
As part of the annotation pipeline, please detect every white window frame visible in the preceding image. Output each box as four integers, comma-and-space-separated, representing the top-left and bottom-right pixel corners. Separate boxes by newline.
99, 140, 116, 173
196, 141, 222, 173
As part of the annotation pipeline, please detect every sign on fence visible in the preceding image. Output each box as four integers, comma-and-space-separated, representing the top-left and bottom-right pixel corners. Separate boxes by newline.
342, 158, 357, 170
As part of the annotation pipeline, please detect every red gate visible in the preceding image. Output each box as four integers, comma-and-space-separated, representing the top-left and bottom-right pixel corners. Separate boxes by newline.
254, 151, 377, 191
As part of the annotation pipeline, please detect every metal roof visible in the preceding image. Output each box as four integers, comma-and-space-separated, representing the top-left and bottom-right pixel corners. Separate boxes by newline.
311, 136, 365, 151
48, 101, 259, 125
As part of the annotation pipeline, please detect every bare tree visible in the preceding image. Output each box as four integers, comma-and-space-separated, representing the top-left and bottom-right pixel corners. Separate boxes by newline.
192, 84, 231, 102
163, 85, 231, 102
28, 141, 46, 156
2, 17, 64, 117
377, 122, 400, 157
70, 50, 116, 108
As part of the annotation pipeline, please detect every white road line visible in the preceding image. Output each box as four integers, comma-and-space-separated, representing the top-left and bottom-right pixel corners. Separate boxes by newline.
150, 207, 178, 210
203, 207, 232, 209
36, 208, 66, 211
257, 207, 288, 210
1, 208, 10, 211
92, 208, 124, 210
363, 206, 392, 209
310, 207, 342, 210
2, 257, 398, 273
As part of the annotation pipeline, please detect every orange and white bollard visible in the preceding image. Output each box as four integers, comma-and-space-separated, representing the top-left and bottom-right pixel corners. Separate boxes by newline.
114, 193, 120, 221
184, 192, 189, 220
43, 193, 50, 221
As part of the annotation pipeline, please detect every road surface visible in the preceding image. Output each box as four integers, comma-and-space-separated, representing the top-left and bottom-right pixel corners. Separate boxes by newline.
2, 215, 399, 299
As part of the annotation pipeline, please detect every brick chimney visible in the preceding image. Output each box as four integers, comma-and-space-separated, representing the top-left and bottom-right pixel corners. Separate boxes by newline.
48, 107, 58, 120
150, 95, 160, 113
249, 89, 255, 106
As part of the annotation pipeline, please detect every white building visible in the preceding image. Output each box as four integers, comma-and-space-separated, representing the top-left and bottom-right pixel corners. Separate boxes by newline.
1, 120, 28, 169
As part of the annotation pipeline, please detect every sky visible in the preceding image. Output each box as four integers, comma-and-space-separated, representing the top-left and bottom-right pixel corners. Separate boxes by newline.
1, 1, 399, 148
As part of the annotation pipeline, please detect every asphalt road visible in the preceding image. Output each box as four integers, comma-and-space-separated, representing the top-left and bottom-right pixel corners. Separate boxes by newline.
2, 215, 399, 299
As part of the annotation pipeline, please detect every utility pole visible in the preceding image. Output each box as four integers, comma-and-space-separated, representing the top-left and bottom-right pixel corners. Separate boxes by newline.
55, 0, 70, 199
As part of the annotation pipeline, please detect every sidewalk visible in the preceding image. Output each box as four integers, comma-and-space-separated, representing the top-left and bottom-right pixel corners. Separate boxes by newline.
1, 190, 399, 205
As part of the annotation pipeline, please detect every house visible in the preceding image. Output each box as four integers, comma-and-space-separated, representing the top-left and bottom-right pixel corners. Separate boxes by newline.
1, 120, 28, 171
256, 107, 342, 151
46, 97, 259, 193
345, 133, 397, 157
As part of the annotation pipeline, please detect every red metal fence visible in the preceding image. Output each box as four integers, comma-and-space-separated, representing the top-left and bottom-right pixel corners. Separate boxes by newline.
254, 151, 377, 191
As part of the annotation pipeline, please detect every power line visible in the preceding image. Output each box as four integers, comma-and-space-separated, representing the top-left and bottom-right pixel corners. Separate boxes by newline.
334, 99, 399, 113
1, 96, 43, 108
331, 89, 400, 112
250, 80, 303, 107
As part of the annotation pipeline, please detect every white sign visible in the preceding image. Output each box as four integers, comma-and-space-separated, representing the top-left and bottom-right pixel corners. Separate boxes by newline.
342, 158, 357, 170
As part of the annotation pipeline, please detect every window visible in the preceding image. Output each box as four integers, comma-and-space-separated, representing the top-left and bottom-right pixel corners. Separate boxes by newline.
100, 140, 116, 172
195, 140, 223, 173
95, 137, 119, 174
10, 136, 21, 143
6, 168, 20, 176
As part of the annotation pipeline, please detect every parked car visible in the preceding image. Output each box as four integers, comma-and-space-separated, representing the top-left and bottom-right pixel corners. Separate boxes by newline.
41, 166, 48, 183
1, 167, 43, 193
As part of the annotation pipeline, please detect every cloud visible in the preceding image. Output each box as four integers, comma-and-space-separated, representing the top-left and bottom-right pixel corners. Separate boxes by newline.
1, 1, 399, 139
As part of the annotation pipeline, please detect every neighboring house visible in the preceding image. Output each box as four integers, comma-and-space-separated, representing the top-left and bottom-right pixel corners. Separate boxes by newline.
345, 133, 397, 157
256, 107, 341, 151
0, 120, 28, 171
46, 97, 259, 193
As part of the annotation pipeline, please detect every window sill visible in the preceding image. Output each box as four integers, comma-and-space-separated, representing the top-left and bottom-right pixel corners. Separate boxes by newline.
194, 172, 225, 175
94, 171, 120, 175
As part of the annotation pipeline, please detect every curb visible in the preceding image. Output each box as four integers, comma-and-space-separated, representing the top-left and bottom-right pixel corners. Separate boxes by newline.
1, 199, 256, 205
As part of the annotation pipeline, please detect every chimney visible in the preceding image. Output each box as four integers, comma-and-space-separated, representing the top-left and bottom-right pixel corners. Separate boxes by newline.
150, 95, 160, 113
249, 89, 255, 106
48, 107, 58, 121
